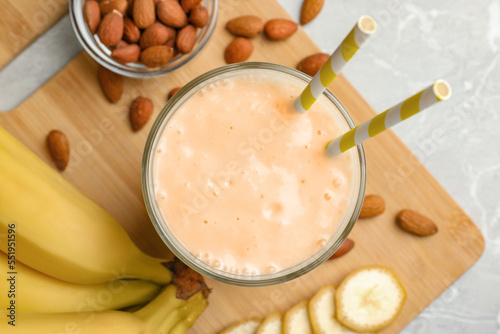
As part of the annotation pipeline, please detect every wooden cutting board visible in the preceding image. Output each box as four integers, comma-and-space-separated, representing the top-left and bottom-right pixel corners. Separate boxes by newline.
0, 0, 484, 332
0, 0, 68, 70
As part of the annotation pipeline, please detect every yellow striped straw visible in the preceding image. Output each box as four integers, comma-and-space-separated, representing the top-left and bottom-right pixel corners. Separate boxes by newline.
295, 15, 377, 114
326, 80, 452, 157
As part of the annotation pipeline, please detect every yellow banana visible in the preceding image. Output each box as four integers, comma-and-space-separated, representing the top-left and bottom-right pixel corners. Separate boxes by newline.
0, 251, 160, 313
0, 285, 208, 334
165, 293, 208, 334
1, 310, 146, 334
0, 125, 171, 285
135, 285, 208, 333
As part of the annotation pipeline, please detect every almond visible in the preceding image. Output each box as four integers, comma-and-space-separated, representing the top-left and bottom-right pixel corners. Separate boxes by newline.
224, 37, 253, 64
115, 40, 129, 49
359, 195, 385, 218
97, 65, 123, 103
140, 45, 174, 67
329, 238, 354, 260
127, 0, 134, 17
112, 43, 141, 63
99, 0, 128, 16
189, 6, 208, 28
165, 37, 176, 48
297, 53, 329, 76
264, 18, 298, 40
168, 86, 182, 100
176, 25, 197, 54
181, 0, 201, 13
84, 1, 101, 34
300, 0, 324, 25
140, 22, 173, 49
226, 15, 263, 38
172, 45, 181, 57
123, 17, 141, 43
98, 10, 124, 46
157, 0, 188, 28
396, 210, 438, 236
129, 96, 154, 131
133, 0, 155, 29
47, 130, 70, 171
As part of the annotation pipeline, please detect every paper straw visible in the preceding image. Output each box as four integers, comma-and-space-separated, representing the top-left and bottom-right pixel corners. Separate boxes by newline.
295, 15, 377, 114
326, 80, 452, 157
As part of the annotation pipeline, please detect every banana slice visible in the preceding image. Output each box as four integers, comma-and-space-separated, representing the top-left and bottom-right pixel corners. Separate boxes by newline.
256, 312, 282, 334
220, 318, 262, 334
335, 266, 406, 333
283, 300, 313, 334
308, 285, 372, 334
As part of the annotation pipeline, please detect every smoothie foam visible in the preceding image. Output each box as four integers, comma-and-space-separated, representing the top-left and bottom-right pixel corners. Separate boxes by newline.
153, 72, 358, 275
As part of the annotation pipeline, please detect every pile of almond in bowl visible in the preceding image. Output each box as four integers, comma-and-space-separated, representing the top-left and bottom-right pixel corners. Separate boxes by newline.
83, 0, 209, 67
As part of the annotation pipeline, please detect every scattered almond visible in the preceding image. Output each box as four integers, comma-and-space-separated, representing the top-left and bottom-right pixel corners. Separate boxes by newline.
359, 195, 385, 218
140, 22, 172, 49
133, 0, 156, 29
157, 0, 188, 28
226, 15, 264, 38
168, 86, 182, 100
264, 18, 298, 40
97, 65, 123, 103
112, 43, 141, 63
189, 6, 208, 28
297, 53, 329, 76
98, 10, 124, 46
83, 0, 101, 34
181, 0, 202, 13
396, 210, 438, 236
99, 0, 128, 16
300, 0, 324, 25
129, 96, 154, 131
329, 238, 354, 260
140, 45, 174, 67
123, 17, 141, 43
47, 130, 70, 171
224, 37, 253, 64
176, 25, 197, 54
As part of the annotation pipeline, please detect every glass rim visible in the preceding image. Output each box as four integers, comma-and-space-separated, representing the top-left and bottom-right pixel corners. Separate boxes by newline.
69, 0, 219, 78
142, 62, 367, 286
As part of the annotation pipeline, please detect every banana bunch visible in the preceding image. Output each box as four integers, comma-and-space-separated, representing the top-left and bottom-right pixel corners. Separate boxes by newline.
0, 125, 209, 332
0, 126, 171, 285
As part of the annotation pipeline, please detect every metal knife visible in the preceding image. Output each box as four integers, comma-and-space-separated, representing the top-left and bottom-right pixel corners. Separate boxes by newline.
0, 15, 82, 112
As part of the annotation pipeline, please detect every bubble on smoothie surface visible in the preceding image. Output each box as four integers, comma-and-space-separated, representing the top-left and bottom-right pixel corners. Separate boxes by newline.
316, 238, 327, 248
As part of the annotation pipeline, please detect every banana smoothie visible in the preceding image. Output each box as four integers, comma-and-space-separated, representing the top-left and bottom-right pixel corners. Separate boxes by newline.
151, 68, 361, 276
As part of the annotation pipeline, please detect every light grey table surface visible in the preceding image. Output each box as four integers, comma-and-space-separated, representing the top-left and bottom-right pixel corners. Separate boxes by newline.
1, 0, 499, 332
281, 1, 500, 333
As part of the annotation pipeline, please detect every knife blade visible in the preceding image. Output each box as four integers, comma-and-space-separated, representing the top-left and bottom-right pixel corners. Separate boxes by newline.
0, 15, 82, 112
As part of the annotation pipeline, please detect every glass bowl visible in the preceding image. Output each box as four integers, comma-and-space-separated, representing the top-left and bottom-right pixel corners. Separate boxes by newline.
69, 0, 218, 78
142, 62, 366, 286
